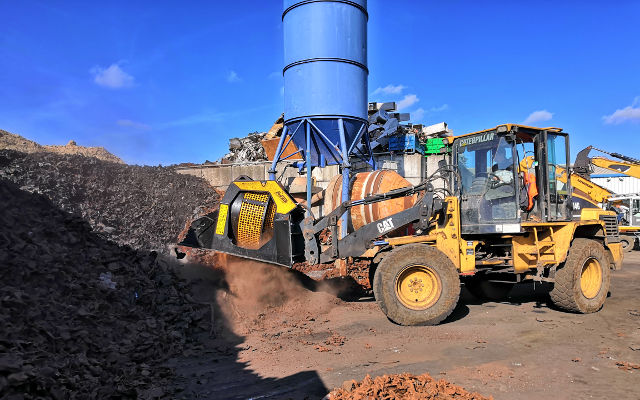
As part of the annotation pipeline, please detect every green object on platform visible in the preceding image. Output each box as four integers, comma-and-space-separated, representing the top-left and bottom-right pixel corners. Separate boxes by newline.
424, 138, 451, 155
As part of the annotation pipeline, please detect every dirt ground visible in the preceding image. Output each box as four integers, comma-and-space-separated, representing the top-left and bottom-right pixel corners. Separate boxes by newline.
171, 252, 640, 400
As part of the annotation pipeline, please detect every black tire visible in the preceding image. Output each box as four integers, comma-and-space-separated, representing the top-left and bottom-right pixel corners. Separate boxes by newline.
465, 279, 514, 301
620, 235, 635, 253
373, 244, 460, 326
549, 239, 611, 313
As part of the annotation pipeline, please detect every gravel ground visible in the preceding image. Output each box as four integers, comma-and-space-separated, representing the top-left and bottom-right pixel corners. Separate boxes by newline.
181, 253, 640, 400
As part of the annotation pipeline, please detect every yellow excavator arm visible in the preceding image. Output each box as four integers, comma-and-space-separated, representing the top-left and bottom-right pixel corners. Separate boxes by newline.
590, 157, 640, 180
568, 171, 613, 205
575, 146, 640, 180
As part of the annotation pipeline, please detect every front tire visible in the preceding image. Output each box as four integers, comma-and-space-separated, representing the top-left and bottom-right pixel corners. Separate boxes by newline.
549, 239, 611, 313
373, 244, 460, 326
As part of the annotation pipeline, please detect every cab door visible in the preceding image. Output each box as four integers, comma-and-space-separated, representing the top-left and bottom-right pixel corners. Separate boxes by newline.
543, 132, 572, 221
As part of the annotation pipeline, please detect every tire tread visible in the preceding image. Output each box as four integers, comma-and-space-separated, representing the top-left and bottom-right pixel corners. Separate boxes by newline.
373, 244, 460, 326
549, 238, 610, 313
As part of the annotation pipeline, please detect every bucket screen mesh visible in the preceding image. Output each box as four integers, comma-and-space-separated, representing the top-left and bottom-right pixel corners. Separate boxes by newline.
236, 192, 274, 249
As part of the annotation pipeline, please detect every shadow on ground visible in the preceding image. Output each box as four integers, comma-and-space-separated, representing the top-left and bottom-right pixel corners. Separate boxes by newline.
461, 281, 553, 310
168, 263, 328, 400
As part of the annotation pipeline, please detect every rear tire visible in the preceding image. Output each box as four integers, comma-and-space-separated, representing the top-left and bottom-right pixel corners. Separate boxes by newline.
549, 239, 610, 313
373, 244, 460, 326
465, 279, 514, 301
621, 235, 635, 252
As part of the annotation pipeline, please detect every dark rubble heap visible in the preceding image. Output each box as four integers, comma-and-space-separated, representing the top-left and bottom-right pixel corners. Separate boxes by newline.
0, 150, 218, 253
0, 179, 210, 399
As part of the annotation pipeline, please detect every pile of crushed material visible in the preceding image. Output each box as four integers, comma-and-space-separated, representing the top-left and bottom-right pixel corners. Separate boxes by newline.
0, 129, 124, 163
328, 373, 492, 400
0, 179, 211, 399
0, 149, 218, 252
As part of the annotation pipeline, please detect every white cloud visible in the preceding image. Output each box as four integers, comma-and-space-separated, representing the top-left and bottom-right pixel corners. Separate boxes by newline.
411, 104, 448, 122
429, 104, 448, 113
396, 94, 419, 110
523, 110, 553, 125
412, 108, 425, 122
603, 97, 640, 124
116, 119, 151, 131
226, 70, 241, 83
372, 84, 406, 96
91, 64, 134, 89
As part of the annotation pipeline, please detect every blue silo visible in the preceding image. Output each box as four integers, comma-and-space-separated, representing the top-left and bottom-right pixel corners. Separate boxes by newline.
282, 0, 368, 125
269, 0, 373, 233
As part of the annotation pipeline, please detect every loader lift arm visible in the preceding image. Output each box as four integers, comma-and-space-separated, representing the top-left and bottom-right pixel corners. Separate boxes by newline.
303, 181, 442, 264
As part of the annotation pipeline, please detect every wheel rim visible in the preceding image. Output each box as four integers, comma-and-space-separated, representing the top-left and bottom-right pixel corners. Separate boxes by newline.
621, 238, 631, 250
395, 264, 442, 310
580, 257, 602, 299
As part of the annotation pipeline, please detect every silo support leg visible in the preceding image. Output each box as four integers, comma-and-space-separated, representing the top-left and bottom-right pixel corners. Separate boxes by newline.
339, 118, 350, 239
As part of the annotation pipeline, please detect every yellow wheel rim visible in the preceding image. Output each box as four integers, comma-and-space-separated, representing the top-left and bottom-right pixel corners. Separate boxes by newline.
580, 257, 602, 299
395, 265, 442, 310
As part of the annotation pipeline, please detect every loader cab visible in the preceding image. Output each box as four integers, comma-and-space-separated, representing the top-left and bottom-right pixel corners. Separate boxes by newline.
452, 125, 572, 234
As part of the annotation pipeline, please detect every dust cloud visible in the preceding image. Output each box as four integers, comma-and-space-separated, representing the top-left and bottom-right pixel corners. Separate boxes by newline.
215, 255, 342, 334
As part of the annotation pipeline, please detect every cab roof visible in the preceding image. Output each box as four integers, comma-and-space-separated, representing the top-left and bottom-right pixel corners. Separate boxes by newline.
445, 124, 564, 144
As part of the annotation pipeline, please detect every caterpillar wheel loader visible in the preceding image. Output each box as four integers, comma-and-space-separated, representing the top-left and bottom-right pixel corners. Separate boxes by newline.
178, 124, 623, 325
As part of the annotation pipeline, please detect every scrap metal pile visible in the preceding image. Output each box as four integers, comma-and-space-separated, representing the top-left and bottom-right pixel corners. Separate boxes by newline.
366, 102, 453, 154
219, 114, 285, 163
0, 179, 211, 399
221, 132, 268, 163
0, 149, 219, 253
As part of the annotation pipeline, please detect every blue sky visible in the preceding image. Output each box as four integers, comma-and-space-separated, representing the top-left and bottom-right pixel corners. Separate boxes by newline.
1, 1, 639, 165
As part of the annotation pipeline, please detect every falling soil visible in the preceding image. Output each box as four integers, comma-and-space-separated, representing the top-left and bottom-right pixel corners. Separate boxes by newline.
328, 373, 493, 400
0, 149, 218, 252
213, 256, 342, 336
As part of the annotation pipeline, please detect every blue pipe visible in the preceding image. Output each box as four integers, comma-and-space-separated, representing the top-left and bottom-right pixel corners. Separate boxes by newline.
280, 149, 303, 161
306, 121, 312, 217
268, 125, 288, 180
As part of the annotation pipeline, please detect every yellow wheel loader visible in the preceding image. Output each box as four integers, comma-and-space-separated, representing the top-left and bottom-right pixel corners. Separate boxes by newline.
179, 124, 623, 325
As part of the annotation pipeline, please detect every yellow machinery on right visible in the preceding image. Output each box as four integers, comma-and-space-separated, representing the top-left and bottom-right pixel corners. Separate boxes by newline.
574, 146, 640, 251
